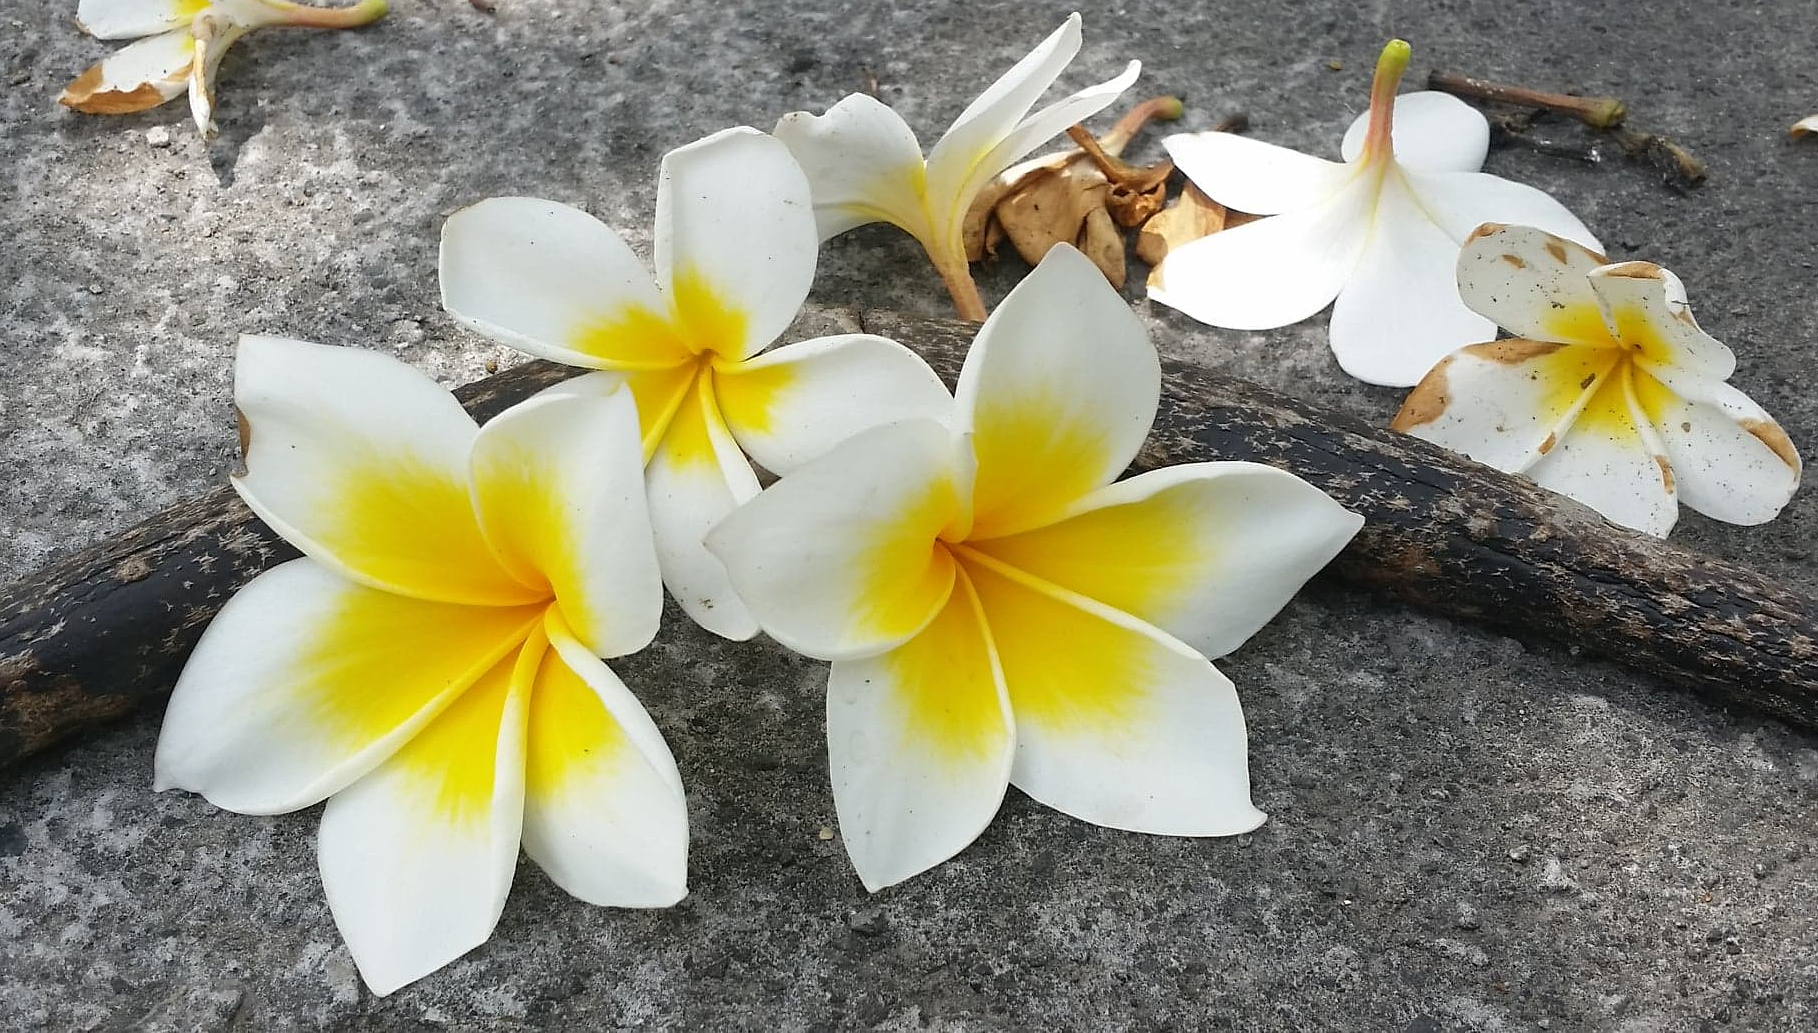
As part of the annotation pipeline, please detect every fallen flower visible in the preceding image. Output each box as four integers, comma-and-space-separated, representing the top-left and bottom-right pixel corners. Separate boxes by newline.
773, 12, 1139, 319
439, 127, 952, 640
1793, 114, 1818, 139
705, 245, 1363, 891
1392, 223, 1801, 536
1151, 39, 1602, 387
60, 0, 388, 140
156, 337, 687, 995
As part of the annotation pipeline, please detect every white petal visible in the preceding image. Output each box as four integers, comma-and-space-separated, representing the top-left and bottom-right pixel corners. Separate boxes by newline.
77, 0, 193, 40
1644, 379, 1800, 525
1327, 174, 1497, 386
439, 197, 688, 371
59, 29, 192, 114
185, 14, 248, 139
1527, 368, 1677, 535
961, 554, 1264, 836
1340, 91, 1490, 172
1392, 339, 1621, 474
705, 419, 962, 661
958, 244, 1158, 538
1164, 131, 1354, 215
1147, 173, 1372, 332
1402, 167, 1602, 254
1453, 223, 1611, 343
827, 571, 1014, 892
1588, 262, 1736, 382
969, 462, 1361, 659
646, 374, 762, 639
772, 93, 932, 242
317, 642, 532, 997
155, 559, 544, 814
654, 128, 818, 362
521, 613, 688, 908
469, 390, 662, 659
232, 335, 538, 606
713, 333, 953, 475
922, 14, 1082, 210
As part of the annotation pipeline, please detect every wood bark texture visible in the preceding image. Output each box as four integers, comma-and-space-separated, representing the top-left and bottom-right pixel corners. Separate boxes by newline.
2, 309, 1813, 770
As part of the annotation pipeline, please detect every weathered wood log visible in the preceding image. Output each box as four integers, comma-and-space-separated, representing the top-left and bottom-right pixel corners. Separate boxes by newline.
4, 308, 1816, 769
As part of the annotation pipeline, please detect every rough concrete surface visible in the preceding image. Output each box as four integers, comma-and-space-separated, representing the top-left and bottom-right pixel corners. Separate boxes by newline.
3, 0, 1817, 1028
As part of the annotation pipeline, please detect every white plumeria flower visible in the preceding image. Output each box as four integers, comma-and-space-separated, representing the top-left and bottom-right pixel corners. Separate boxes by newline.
1392, 223, 1802, 536
1151, 40, 1603, 387
705, 246, 1363, 891
156, 337, 687, 996
60, 0, 388, 139
1793, 113, 1818, 139
439, 127, 952, 641
772, 12, 1139, 320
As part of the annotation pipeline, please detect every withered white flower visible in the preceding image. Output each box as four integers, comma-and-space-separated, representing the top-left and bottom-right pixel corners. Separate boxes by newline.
1393, 224, 1802, 536
1151, 40, 1602, 387
60, 0, 387, 139
1792, 114, 1818, 139
772, 12, 1139, 320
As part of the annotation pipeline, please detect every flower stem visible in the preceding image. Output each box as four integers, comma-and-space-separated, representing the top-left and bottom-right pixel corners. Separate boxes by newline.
1065, 125, 1174, 193
1099, 95, 1185, 156
935, 254, 988, 322
264, 0, 390, 29
1426, 70, 1627, 129
1360, 39, 1412, 161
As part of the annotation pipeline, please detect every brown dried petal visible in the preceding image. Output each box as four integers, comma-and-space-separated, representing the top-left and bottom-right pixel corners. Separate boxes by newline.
1135, 183, 1228, 270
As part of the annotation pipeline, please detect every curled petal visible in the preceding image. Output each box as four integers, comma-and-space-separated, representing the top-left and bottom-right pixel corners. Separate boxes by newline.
827, 570, 1014, 892
960, 553, 1264, 836
1454, 223, 1610, 344
1148, 175, 1372, 332
76, 0, 197, 40
439, 197, 687, 371
155, 559, 544, 814
706, 420, 962, 661
318, 638, 535, 997
1527, 367, 1678, 535
772, 93, 931, 242
1588, 262, 1736, 382
522, 612, 688, 908
232, 335, 538, 606
537, 367, 700, 464
655, 128, 818, 361
470, 390, 662, 659
186, 14, 249, 139
1642, 379, 1800, 526
59, 28, 192, 115
1327, 175, 1496, 386
969, 462, 1361, 660
1164, 131, 1354, 215
1340, 91, 1490, 172
959, 245, 1158, 538
713, 333, 953, 475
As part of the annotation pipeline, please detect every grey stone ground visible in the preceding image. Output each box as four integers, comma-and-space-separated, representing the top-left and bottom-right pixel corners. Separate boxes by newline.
3, 0, 1817, 1028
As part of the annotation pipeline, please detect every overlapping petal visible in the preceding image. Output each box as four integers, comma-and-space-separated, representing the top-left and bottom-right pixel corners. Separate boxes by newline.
771, 93, 931, 241
59, 29, 193, 114
1162, 131, 1353, 215
77, 0, 200, 40
1339, 91, 1490, 172
1587, 262, 1736, 383
1644, 380, 1800, 525
1525, 367, 1678, 535
232, 335, 540, 606
1403, 167, 1602, 256
1454, 223, 1610, 343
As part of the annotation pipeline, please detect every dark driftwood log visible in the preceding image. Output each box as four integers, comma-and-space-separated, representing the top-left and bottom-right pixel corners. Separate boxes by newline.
3, 309, 1816, 769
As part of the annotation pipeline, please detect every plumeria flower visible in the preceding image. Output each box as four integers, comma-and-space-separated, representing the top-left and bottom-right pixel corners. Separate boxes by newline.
1793, 113, 1818, 139
772, 12, 1139, 320
60, 0, 388, 139
705, 246, 1363, 891
1150, 39, 1602, 387
439, 127, 951, 641
1392, 223, 1802, 536
156, 337, 687, 995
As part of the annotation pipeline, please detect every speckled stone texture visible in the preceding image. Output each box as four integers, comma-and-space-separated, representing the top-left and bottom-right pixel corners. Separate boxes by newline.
3, 0, 1816, 1028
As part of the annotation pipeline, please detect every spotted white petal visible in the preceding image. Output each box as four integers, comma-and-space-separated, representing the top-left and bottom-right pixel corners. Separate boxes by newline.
1454, 223, 1610, 344
1643, 379, 1800, 525
469, 389, 662, 659
1339, 91, 1490, 172
773, 93, 933, 242
713, 333, 953, 475
706, 420, 962, 661
827, 570, 1014, 892
961, 553, 1264, 836
1149, 173, 1373, 333
1327, 173, 1497, 386
1162, 131, 1354, 215
969, 462, 1361, 660
59, 28, 192, 114
317, 641, 534, 997
522, 612, 688, 908
439, 197, 686, 372
1526, 367, 1678, 535
232, 335, 539, 607
958, 244, 1158, 538
154, 559, 544, 814
1588, 262, 1736, 383
654, 127, 818, 362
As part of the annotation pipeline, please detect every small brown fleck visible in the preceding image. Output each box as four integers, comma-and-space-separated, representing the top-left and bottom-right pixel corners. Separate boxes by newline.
1391, 358, 1455, 431
1501, 253, 1527, 269
1580, 374, 1596, 390
1467, 222, 1506, 243
1740, 419, 1800, 469
1654, 455, 1676, 492
1680, 421, 1692, 433
1469, 338, 1563, 365
1544, 241, 1570, 265
1672, 306, 1697, 326
1539, 432, 1557, 455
